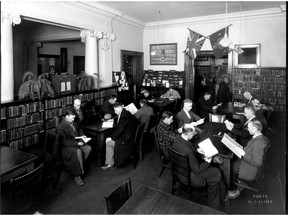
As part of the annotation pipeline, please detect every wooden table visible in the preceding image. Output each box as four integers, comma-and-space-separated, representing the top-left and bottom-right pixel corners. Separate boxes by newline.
217, 102, 245, 124
81, 116, 114, 166
1, 146, 38, 184
116, 185, 225, 214
197, 122, 234, 189
149, 98, 176, 113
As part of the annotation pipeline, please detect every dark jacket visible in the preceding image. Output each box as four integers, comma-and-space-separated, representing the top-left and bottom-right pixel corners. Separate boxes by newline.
197, 96, 215, 120
111, 109, 136, 166
134, 105, 154, 133
176, 109, 201, 129
216, 81, 232, 104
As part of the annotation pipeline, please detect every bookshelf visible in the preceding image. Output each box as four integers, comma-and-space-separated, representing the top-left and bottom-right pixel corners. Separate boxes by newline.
232, 67, 286, 112
141, 70, 185, 98
1, 85, 118, 150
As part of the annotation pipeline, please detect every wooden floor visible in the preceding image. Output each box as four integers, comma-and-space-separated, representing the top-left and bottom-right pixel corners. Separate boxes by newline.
35, 111, 286, 214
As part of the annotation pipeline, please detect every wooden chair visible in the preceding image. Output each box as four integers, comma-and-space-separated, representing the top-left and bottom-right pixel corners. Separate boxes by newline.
148, 112, 159, 134
132, 123, 145, 169
234, 143, 270, 192
168, 147, 206, 201
7, 163, 44, 214
209, 113, 226, 123
104, 178, 132, 214
154, 129, 170, 177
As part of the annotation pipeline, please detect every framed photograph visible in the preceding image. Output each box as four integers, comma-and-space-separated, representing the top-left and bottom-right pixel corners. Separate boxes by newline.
150, 43, 177, 65
233, 44, 261, 68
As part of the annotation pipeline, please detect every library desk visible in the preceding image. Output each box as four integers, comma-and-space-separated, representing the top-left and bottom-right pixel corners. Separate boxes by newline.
116, 185, 225, 214
1, 146, 38, 184
81, 116, 113, 166
197, 122, 234, 189
217, 102, 245, 124
149, 98, 176, 113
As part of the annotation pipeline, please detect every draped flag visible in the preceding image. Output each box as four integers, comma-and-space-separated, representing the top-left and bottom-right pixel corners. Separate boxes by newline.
185, 29, 206, 59
209, 27, 230, 59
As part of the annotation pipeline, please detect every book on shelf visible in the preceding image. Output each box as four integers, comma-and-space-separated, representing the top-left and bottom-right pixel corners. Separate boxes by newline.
75, 136, 92, 143
221, 133, 245, 158
198, 138, 219, 158
124, 103, 138, 115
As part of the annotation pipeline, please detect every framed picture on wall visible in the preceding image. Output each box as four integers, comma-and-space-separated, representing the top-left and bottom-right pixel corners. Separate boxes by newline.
150, 43, 177, 65
233, 44, 261, 68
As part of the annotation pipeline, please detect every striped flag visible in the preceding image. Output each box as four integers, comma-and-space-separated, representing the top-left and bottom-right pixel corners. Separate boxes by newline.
185, 29, 206, 59
209, 27, 230, 59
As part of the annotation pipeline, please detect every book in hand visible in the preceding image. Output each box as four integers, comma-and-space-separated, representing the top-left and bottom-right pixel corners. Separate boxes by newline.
198, 138, 219, 158
124, 103, 138, 115
102, 119, 114, 128
75, 136, 91, 143
221, 133, 245, 158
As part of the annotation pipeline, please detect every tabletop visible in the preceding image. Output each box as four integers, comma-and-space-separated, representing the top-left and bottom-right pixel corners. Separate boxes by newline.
116, 184, 225, 214
81, 115, 114, 133
1, 146, 38, 177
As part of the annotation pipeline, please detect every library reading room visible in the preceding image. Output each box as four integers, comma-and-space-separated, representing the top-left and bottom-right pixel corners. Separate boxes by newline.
1, 1, 286, 215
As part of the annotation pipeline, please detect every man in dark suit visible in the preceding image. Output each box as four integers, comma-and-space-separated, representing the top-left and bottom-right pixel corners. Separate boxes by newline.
101, 102, 136, 170
73, 98, 84, 123
176, 99, 204, 133
224, 105, 264, 147
100, 94, 117, 119
226, 119, 269, 199
56, 107, 92, 186
171, 125, 228, 210
134, 99, 154, 133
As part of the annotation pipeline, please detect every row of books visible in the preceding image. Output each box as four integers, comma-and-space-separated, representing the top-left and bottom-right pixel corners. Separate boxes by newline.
7, 122, 43, 142
234, 82, 260, 89
7, 102, 44, 118
233, 75, 261, 82
46, 117, 61, 130
260, 77, 286, 84
233, 68, 260, 76
260, 83, 286, 91
1, 108, 6, 119
261, 69, 286, 76
7, 113, 44, 129
262, 97, 286, 105
45, 96, 73, 109
45, 108, 65, 120
9, 133, 39, 150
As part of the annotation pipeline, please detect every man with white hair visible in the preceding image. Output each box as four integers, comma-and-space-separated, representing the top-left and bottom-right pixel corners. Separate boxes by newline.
243, 91, 253, 105
73, 98, 84, 123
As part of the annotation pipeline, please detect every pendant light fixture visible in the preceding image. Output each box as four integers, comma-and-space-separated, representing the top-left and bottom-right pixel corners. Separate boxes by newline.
236, 2, 244, 54
219, 1, 232, 47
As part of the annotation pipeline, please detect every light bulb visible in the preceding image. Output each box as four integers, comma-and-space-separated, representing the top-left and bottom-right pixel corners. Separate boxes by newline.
219, 33, 232, 47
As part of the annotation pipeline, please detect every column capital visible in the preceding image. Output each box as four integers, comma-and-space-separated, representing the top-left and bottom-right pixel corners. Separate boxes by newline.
80, 29, 103, 43
1, 11, 21, 26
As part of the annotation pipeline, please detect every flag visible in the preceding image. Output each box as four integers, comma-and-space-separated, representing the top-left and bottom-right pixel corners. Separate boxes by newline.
209, 27, 230, 59
185, 29, 206, 59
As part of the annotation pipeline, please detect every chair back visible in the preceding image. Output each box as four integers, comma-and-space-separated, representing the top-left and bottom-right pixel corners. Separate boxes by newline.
104, 178, 132, 214
134, 123, 145, 153
148, 112, 159, 133
168, 147, 191, 186
209, 113, 226, 123
9, 163, 44, 214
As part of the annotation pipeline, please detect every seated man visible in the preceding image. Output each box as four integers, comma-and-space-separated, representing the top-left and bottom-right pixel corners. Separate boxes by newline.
176, 99, 204, 133
157, 111, 176, 157
224, 105, 258, 147
134, 99, 154, 133
251, 97, 268, 128
139, 89, 153, 101
197, 91, 221, 120
56, 107, 92, 186
226, 119, 269, 199
171, 124, 228, 210
243, 91, 254, 105
101, 102, 136, 170
100, 94, 117, 119
72, 98, 84, 123
160, 88, 181, 100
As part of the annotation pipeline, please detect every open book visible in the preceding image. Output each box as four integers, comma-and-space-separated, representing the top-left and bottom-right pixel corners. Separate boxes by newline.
124, 103, 138, 115
75, 136, 91, 143
198, 138, 219, 158
221, 133, 245, 158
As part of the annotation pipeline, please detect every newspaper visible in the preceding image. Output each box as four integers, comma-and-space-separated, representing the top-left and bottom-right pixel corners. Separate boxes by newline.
124, 103, 138, 115
221, 133, 245, 158
102, 120, 114, 128
198, 138, 219, 158
75, 136, 91, 143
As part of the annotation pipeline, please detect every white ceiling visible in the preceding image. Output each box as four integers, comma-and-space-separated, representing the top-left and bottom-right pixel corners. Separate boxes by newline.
98, 1, 285, 23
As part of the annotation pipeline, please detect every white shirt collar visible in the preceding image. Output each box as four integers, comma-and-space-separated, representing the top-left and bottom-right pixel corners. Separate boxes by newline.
183, 109, 191, 119
253, 133, 262, 139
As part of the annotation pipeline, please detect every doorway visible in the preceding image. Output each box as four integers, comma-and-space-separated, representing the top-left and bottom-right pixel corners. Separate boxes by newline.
120, 50, 144, 105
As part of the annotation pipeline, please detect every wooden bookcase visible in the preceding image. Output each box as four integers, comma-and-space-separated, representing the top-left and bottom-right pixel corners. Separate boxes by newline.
232, 67, 286, 112
1, 85, 118, 150
141, 70, 185, 98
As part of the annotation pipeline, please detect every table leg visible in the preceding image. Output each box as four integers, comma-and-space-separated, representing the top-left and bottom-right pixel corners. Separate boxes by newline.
97, 133, 105, 167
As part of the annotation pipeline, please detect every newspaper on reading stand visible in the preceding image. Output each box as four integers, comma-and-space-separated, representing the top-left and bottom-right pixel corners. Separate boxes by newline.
221, 133, 245, 158
198, 138, 219, 158
124, 103, 138, 115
